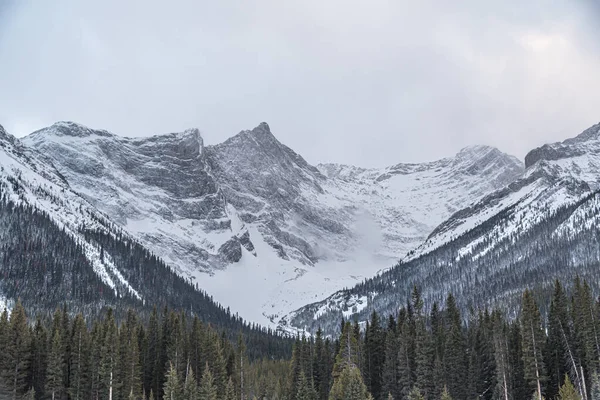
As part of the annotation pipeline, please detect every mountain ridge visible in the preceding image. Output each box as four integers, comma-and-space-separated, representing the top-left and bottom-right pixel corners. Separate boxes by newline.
290, 121, 600, 334
20, 120, 523, 328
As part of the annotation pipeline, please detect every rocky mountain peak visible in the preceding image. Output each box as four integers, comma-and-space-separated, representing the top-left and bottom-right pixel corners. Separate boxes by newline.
524, 122, 600, 169
133, 127, 204, 160
45, 121, 114, 138
568, 122, 600, 144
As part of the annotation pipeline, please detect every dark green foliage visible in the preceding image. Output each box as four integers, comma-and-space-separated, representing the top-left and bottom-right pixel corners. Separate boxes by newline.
443, 294, 467, 400
521, 289, 547, 399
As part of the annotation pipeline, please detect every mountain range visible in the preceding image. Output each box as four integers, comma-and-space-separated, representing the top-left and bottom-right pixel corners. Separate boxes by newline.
1, 119, 599, 335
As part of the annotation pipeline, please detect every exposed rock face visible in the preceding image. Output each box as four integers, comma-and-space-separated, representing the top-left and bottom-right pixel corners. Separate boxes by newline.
292, 121, 600, 335
524, 122, 600, 168
22, 121, 524, 325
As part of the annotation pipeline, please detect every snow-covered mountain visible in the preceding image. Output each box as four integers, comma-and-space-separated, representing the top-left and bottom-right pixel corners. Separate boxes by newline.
22, 121, 523, 327
0, 124, 282, 340
290, 122, 600, 334
0, 123, 140, 299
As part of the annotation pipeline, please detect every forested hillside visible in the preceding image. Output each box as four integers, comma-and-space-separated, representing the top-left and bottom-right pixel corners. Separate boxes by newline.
291, 187, 600, 335
1, 278, 598, 400
0, 195, 292, 361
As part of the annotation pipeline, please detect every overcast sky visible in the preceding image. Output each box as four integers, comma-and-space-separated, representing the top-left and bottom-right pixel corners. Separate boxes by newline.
1, 1, 599, 167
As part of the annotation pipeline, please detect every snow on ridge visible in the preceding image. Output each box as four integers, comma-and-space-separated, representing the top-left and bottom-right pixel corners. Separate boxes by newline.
0, 129, 142, 302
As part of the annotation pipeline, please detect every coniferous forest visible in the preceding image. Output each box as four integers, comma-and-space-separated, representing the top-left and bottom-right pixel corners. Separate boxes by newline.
2, 278, 600, 400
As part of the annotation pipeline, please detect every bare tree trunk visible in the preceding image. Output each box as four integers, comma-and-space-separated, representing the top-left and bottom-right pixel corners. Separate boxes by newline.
109, 369, 113, 400
582, 366, 589, 400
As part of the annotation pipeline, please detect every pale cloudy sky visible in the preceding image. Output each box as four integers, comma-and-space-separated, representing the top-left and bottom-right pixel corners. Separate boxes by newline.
0, 0, 599, 167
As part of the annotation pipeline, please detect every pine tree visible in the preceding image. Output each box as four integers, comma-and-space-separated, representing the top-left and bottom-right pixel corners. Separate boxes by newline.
559, 375, 582, 400
413, 287, 435, 400
119, 309, 142, 400
2, 300, 31, 400
149, 307, 164, 398
545, 280, 577, 400
491, 311, 510, 400
183, 364, 199, 400
46, 329, 64, 400
332, 322, 360, 379
29, 319, 48, 398
99, 309, 118, 400
163, 363, 182, 400
328, 364, 371, 400
22, 387, 35, 400
236, 332, 247, 400
296, 371, 316, 400
443, 294, 467, 400
381, 317, 399, 400
199, 363, 217, 400
364, 311, 385, 400
89, 321, 103, 400
509, 323, 528, 400
521, 290, 546, 400
407, 386, 425, 400
470, 311, 496, 400
204, 330, 227, 397
225, 377, 237, 400
440, 385, 452, 400
69, 313, 90, 400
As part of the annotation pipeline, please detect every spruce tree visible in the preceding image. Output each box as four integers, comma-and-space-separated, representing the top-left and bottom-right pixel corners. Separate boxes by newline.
296, 371, 316, 400
332, 322, 360, 379
225, 377, 237, 400
545, 280, 576, 400
119, 309, 142, 400
183, 364, 199, 400
329, 364, 371, 400
69, 313, 90, 400
2, 300, 31, 400
163, 363, 182, 400
46, 330, 64, 400
559, 375, 582, 400
364, 311, 385, 400
407, 386, 425, 400
440, 385, 452, 400
381, 317, 399, 400
413, 287, 434, 400
29, 319, 48, 398
443, 294, 467, 400
99, 309, 118, 400
199, 363, 218, 400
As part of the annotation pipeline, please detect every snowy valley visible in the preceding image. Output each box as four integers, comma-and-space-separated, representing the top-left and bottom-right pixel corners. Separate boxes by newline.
19, 121, 522, 328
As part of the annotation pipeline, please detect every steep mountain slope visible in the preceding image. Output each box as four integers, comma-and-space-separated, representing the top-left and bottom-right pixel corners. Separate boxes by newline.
0, 123, 291, 358
23, 121, 523, 327
290, 122, 600, 334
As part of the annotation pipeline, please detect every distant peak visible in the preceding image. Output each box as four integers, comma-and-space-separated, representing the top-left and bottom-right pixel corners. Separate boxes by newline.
0, 124, 19, 147
456, 145, 497, 157
255, 122, 271, 133
36, 121, 114, 138
570, 122, 600, 143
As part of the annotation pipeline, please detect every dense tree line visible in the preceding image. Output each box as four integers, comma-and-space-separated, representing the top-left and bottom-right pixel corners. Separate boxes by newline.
0, 303, 290, 400
287, 278, 600, 400
2, 278, 600, 399
0, 195, 292, 361
295, 190, 600, 334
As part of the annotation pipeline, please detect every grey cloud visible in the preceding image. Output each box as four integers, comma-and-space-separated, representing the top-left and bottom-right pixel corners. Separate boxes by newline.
0, 0, 599, 167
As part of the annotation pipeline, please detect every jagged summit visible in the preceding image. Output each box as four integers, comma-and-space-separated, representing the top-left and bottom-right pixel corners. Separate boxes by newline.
40, 121, 114, 138
524, 122, 600, 168
568, 121, 600, 144
20, 120, 525, 327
